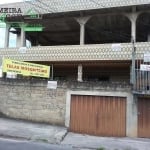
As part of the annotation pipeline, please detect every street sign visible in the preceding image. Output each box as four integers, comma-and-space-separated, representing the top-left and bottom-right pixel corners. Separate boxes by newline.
144, 53, 150, 62
111, 44, 121, 51
47, 81, 57, 89
140, 64, 150, 71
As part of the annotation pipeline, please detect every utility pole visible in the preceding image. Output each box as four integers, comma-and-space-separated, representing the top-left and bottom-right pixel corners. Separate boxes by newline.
131, 36, 136, 85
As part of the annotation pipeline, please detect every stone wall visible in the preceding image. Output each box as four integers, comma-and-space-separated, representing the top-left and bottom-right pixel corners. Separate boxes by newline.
0, 79, 66, 125
0, 79, 131, 126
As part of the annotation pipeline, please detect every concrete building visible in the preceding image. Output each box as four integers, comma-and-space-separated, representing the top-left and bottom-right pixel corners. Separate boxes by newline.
0, 0, 150, 138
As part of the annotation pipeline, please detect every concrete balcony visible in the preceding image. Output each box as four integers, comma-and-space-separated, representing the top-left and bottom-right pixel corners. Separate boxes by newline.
0, 42, 149, 62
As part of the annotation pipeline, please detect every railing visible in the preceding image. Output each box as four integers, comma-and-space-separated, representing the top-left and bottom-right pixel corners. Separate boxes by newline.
0, 42, 150, 62
134, 70, 150, 95
133, 53, 150, 95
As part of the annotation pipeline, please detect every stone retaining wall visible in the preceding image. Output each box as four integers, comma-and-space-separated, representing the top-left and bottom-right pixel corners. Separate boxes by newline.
0, 79, 131, 125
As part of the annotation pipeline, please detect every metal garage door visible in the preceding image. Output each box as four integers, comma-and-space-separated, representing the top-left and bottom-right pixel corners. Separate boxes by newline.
138, 97, 150, 138
70, 95, 126, 137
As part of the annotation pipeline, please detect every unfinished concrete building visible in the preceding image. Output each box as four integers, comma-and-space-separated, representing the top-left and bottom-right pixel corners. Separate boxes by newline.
0, 0, 150, 138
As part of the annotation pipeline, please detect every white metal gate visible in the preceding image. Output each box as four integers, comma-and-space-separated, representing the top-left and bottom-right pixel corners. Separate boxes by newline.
133, 53, 150, 94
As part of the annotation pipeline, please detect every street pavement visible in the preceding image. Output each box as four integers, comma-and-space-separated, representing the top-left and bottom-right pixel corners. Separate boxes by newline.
0, 118, 67, 144
0, 118, 150, 150
62, 132, 150, 150
0, 138, 74, 150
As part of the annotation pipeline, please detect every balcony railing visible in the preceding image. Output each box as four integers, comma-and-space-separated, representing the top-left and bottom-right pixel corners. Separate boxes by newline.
133, 52, 150, 95
133, 69, 150, 95
0, 42, 150, 62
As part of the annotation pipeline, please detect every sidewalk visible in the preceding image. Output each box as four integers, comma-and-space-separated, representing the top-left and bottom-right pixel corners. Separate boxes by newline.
0, 118, 150, 150
62, 132, 150, 150
0, 118, 67, 144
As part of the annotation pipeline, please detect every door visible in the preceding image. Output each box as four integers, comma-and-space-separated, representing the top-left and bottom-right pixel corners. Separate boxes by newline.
138, 97, 150, 138
70, 95, 126, 137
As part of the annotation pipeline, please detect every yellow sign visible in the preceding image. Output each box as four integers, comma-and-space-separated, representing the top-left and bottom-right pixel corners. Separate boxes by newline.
2, 58, 50, 78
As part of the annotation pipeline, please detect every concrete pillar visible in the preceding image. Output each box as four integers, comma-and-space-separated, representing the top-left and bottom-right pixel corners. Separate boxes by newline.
126, 94, 138, 137
148, 32, 150, 42
125, 7, 139, 42
16, 33, 21, 47
76, 17, 90, 45
20, 25, 26, 47
127, 12, 139, 42
131, 17, 137, 42
77, 64, 83, 82
4, 23, 10, 48
80, 23, 85, 45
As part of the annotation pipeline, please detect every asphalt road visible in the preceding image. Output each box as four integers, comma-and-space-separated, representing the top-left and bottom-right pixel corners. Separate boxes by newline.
0, 138, 74, 150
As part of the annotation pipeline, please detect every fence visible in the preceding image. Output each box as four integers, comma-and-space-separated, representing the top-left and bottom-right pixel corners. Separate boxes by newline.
133, 53, 150, 94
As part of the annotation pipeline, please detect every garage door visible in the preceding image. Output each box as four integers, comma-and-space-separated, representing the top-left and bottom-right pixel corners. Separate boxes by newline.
70, 95, 126, 137
138, 97, 150, 138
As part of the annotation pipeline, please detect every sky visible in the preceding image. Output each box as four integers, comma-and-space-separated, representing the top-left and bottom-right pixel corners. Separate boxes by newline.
0, 0, 25, 48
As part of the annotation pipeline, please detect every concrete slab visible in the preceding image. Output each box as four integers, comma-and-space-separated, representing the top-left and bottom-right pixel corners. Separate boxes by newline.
61, 132, 150, 150
0, 118, 67, 144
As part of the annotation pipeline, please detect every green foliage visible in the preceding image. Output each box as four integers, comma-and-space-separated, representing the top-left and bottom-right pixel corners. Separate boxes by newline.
36, 138, 48, 143
97, 147, 105, 150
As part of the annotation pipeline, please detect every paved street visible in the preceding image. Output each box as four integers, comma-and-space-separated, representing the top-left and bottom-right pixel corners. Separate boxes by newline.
62, 132, 150, 150
0, 138, 74, 150
0, 118, 150, 150
0, 118, 67, 144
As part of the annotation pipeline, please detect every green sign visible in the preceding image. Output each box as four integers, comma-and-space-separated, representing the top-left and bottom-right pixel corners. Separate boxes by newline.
11, 23, 21, 28
0, 20, 44, 31
0, 13, 6, 22
23, 23, 43, 31
23, 26, 43, 31
0, 22, 24, 28
0, 22, 6, 28
24, 8, 42, 19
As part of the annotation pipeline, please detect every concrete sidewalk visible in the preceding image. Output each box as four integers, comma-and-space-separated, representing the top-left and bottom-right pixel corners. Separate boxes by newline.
0, 118, 150, 150
62, 132, 150, 150
0, 118, 67, 144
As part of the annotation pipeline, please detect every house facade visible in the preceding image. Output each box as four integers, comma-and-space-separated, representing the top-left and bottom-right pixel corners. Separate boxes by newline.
0, 0, 150, 138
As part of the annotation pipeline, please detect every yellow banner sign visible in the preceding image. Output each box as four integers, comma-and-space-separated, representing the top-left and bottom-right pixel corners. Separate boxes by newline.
2, 58, 50, 78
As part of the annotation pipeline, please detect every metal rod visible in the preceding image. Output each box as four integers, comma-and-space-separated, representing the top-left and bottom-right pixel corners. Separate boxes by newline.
51, 64, 54, 80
